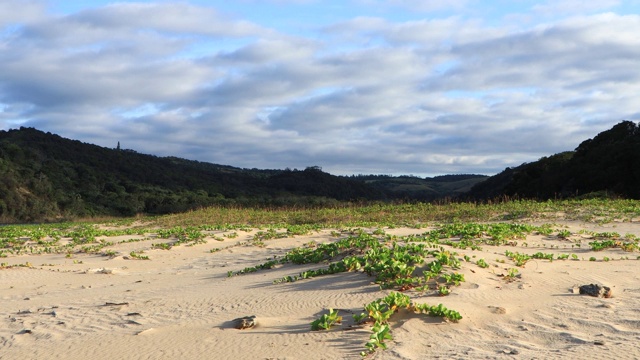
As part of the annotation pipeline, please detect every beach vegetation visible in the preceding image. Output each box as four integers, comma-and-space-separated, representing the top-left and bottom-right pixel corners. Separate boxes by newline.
128, 251, 149, 260
476, 258, 489, 268
505, 250, 531, 266
311, 308, 342, 331
152, 242, 172, 250
2, 197, 640, 355
531, 252, 554, 261
352, 312, 368, 324
438, 285, 450, 296
504, 268, 519, 280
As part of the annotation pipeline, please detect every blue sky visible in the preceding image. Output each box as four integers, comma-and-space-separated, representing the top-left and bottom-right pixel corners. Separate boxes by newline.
2, 1, 640, 176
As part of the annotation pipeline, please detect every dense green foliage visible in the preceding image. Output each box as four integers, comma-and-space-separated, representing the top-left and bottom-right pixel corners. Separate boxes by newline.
0, 128, 385, 222
353, 174, 487, 200
0, 128, 489, 223
3, 120, 639, 223
468, 121, 640, 200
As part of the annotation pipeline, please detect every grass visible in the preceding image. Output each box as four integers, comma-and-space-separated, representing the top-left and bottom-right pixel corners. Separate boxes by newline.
146, 198, 640, 228
2, 199, 639, 266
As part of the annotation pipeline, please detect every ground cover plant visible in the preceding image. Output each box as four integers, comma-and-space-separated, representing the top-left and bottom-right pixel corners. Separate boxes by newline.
226, 218, 639, 355
2, 199, 640, 356
308, 292, 462, 355
310, 308, 342, 331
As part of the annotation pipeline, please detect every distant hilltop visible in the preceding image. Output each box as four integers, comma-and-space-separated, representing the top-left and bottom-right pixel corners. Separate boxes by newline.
0, 127, 484, 223
2, 121, 635, 223
466, 120, 640, 200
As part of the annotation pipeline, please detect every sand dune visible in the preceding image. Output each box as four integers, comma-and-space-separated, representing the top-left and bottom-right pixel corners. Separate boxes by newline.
2, 222, 640, 359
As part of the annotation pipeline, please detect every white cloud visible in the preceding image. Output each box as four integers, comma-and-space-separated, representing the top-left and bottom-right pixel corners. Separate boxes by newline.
532, 0, 621, 16
1, 2, 640, 176
240, 0, 318, 3
0, 0, 46, 28
70, 2, 265, 37
356, 0, 472, 13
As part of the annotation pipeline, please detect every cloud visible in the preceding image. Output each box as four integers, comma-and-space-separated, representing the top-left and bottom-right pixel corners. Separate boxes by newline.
532, 0, 621, 17
239, 0, 318, 4
355, 0, 472, 13
66, 2, 265, 37
0, 3, 268, 112
1, 2, 640, 176
0, 0, 46, 28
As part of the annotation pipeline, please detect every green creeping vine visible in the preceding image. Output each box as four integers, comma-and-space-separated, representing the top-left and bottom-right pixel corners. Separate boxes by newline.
308, 292, 461, 356
268, 235, 463, 293
128, 251, 149, 260
505, 250, 556, 266
504, 250, 531, 267
310, 308, 342, 330
227, 259, 279, 277
228, 231, 467, 355
156, 226, 207, 246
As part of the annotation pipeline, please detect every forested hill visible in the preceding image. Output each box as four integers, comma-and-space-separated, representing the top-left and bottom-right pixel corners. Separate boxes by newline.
351, 174, 488, 201
466, 121, 640, 200
0, 128, 385, 222
0, 127, 484, 223
4, 121, 636, 222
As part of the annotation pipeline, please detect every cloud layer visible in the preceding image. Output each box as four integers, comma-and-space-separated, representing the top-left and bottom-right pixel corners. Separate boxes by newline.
1, 0, 639, 176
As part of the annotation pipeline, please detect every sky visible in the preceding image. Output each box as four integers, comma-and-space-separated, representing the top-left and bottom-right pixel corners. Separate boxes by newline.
1, 1, 640, 176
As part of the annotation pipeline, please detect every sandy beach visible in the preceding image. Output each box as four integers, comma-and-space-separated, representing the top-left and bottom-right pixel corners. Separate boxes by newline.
2, 221, 640, 359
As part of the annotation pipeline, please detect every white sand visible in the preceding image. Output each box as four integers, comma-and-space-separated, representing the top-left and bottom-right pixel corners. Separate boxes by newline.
2, 222, 640, 359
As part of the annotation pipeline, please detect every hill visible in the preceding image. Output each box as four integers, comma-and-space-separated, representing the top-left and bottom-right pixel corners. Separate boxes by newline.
352, 174, 488, 201
0, 128, 385, 221
466, 121, 640, 200
0, 127, 482, 222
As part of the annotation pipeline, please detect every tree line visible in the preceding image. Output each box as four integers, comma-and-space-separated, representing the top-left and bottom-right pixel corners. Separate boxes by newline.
466, 121, 640, 200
